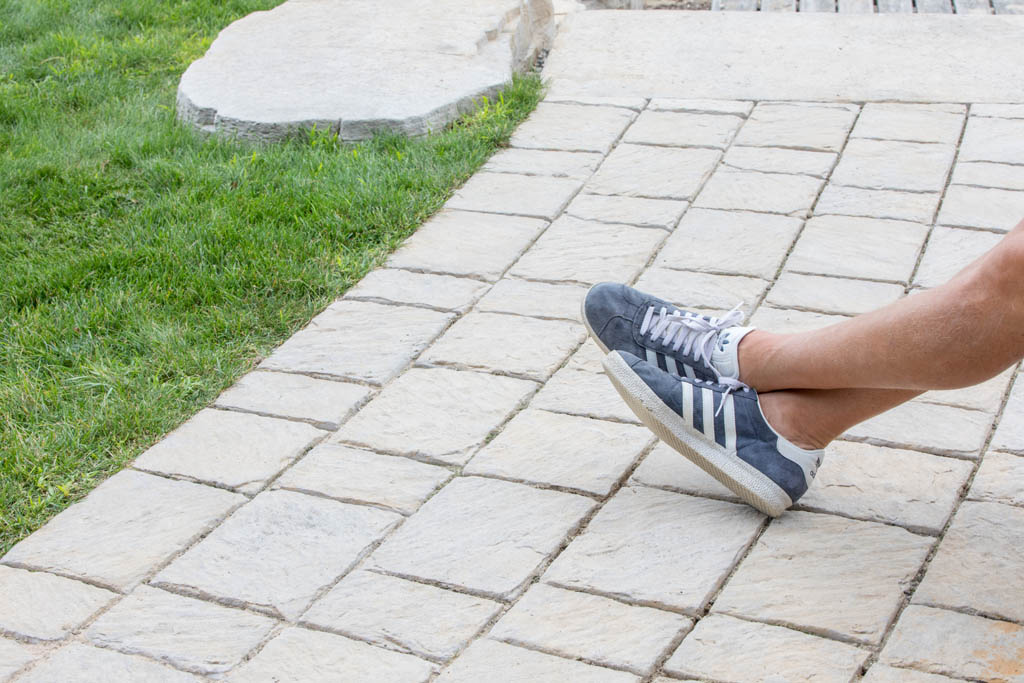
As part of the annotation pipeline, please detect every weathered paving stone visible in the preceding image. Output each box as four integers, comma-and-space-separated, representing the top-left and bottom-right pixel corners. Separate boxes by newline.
344, 268, 488, 312
369, 477, 593, 599
952, 160, 1024, 190
483, 148, 604, 180
734, 102, 858, 152
767, 272, 904, 316
787, 215, 929, 283
918, 365, 1015, 414
544, 96, 647, 112
629, 442, 740, 502
214, 371, 371, 429
444, 172, 581, 220
386, 210, 546, 281
851, 103, 965, 144
846, 400, 993, 458
830, 139, 956, 193
815, 185, 939, 224
715, 512, 932, 644
335, 368, 536, 465
474, 278, 587, 321
565, 342, 605, 374
303, 570, 501, 661
747, 307, 849, 334
584, 144, 721, 200
937, 185, 1024, 232
693, 168, 824, 216
798, 441, 972, 534
0, 638, 36, 680
420, 312, 585, 381
531, 367, 641, 424
490, 583, 691, 675
959, 115, 1024, 164
2, 471, 243, 591
992, 374, 1024, 453
723, 146, 836, 177
134, 409, 325, 493
86, 586, 276, 675
623, 110, 742, 149
969, 451, 1024, 507
509, 215, 665, 285
971, 103, 1024, 118
564, 193, 688, 230
647, 98, 753, 116
0, 566, 116, 642
465, 409, 653, 496
880, 605, 1024, 682
435, 639, 639, 683
544, 487, 763, 613
914, 501, 1024, 623
226, 627, 434, 683
632, 268, 767, 316
274, 443, 451, 514
663, 614, 869, 682
655, 208, 803, 279
861, 664, 960, 683
509, 102, 636, 154
18, 643, 202, 683
913, 225, 1002, 289
260, 300, 454, 384
154, 491, 400, 620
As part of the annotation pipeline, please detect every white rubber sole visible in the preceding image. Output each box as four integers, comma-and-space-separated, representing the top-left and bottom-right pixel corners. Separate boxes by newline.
579, 286, 611, 355
603, 351, 792, 517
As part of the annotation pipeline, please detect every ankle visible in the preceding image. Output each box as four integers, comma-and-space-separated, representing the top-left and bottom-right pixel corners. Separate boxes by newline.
758, 390, 833, 451
737, 330, 781, 390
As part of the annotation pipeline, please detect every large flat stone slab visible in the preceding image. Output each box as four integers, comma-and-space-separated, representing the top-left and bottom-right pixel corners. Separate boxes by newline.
0, 566, 116, 642
436, 639, 638, 683
18, 643, 203, 683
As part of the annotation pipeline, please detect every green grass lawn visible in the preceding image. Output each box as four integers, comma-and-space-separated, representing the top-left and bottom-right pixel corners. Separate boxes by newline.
0, 0, 542, 555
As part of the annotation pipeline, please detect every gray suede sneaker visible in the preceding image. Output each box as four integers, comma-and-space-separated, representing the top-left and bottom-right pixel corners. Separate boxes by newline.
603, 350, 823, 517
581, 282, 753, 383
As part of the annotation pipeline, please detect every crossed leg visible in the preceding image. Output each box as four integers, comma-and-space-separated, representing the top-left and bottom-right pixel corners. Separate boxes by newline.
740, 219, 1024, 450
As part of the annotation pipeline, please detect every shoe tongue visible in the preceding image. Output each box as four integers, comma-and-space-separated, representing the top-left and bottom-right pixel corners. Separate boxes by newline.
711, 326, 754, 380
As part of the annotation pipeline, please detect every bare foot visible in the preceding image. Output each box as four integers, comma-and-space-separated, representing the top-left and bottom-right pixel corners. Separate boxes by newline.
758, 389, 835, 451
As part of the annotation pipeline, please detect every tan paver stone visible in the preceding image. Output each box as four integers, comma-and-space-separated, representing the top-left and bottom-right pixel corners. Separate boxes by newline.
715, 512, 931, 644
914, 501, 1024, 623
937, 185, 1024, 232
952, 161, 1024, 190
969, 451, 1024, 507
748, 307, 849, 334
465, 409, 653, 496
437, 639, 638, 682
733, 102, 858, 152
959, 116, 1024, 164
260, 300, 454, 384
303, 570, 501, 661
565, 342, 606, 374
584, 144, 721, 200
369, 477, 594, 599
862, 664, 960, 683
18, 643, 202, 683
531, 367, 641, 424
483, 148, 604, 180
274, 443, 451, 514
86, 586, 276, 675
787, 215, 929, 283
628, 442, 739, 502
723, 146, 836, 177
344, 268, 487, 312
154, 491, 400, 620
655, 208, 802, 279
846, 400, 993, 458
0, 566, 116, 642
214, 371, 371, 429
623, 110, 742, 149
335, 368, 536, 465
565, 193, 688, 230
0, 638, 36, 680
880, 605, 1024, 682
544, 487, 763, 613
475, 278, 587, 321
420, 312, 585, 381
917, 365, 1015, 414
509, 216, 665, 285
633, 268, 767, 316
134, 409, 325, 493
386, 210, 546, 281
971, 103, 1024, 119
545, 95, 647, 111
490, 583, 691, 675
830, 139, 955, 193
767, 272, 904, 316
663, 614, 869, 682
913, 225, 1002, 289
851, 103, 965, 144
2, 471, 243, 591
509, 102, 636, 154
444, 172, 580, 220
226, 627, 434, 682
993, 374, 1024, 453
693, 168, 824, 216
648, 98, 753, 116
798, 441, 972, 534
815, 185, 939, 223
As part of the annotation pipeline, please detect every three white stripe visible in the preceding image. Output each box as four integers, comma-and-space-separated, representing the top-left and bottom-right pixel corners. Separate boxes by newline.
679, 380, 737, 451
